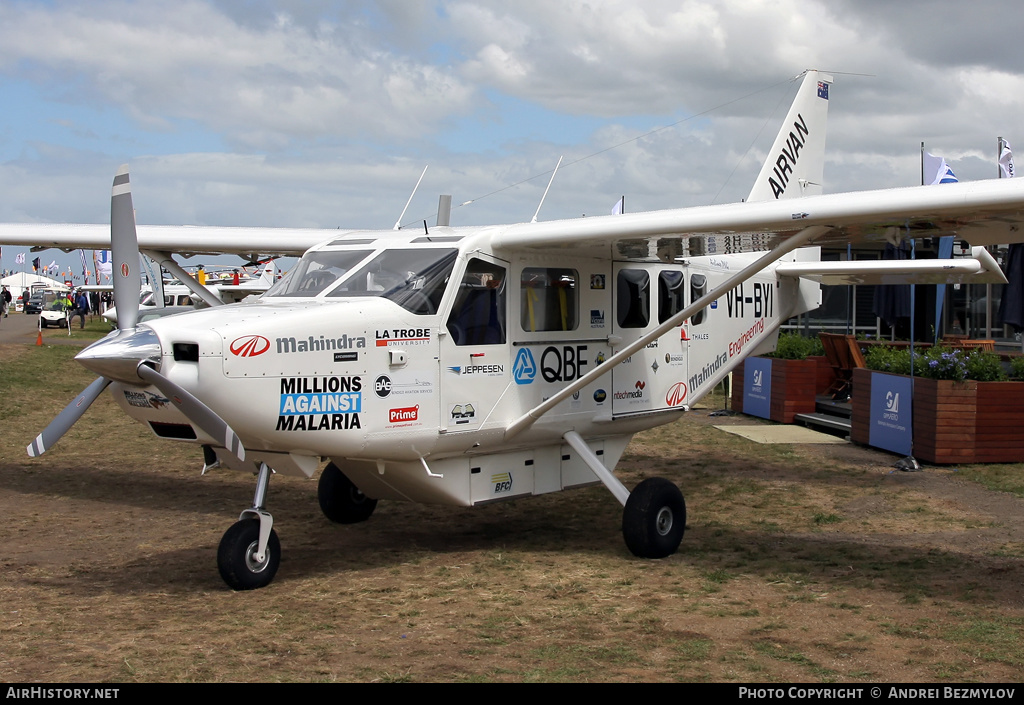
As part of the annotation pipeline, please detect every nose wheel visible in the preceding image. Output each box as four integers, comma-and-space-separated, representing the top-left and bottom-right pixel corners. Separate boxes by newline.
217, 518, 280, 590
217, 462, 281, 590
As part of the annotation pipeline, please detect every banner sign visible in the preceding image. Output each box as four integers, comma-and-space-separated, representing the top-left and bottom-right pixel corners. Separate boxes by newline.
869, 372, 913, 455
743, 357, 772, 419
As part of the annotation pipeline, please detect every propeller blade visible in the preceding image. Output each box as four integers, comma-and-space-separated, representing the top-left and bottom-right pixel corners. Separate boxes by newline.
110, 164, 141, 331
27, 377, 112, 457
136, 364, 246, 462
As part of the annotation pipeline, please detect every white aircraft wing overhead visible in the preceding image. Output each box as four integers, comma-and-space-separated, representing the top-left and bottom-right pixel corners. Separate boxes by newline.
492, 177, 1024, 257
0, 223, 345, 257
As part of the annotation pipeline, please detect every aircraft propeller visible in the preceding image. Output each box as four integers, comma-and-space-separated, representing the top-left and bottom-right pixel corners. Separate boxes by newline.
27, 166, 246, 462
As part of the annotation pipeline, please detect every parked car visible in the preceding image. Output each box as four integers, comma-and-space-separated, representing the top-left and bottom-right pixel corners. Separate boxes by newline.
24, 292, 46, 314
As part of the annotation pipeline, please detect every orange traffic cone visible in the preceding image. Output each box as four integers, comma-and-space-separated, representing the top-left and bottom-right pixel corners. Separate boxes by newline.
36, 329, 43, 346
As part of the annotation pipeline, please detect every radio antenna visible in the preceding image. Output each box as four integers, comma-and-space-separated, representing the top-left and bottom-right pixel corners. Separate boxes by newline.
393, 165, 428, 230
531, 156, 563, 223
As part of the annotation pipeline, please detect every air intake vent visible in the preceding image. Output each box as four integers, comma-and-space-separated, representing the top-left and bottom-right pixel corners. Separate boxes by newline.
149, 422, 197, 440
173, 343, 199, 362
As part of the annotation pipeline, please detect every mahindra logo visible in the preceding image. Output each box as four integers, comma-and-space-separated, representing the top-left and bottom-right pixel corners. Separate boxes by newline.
230, 335, 270, 357
666, 382, 687, 407
120, 263, 130, 278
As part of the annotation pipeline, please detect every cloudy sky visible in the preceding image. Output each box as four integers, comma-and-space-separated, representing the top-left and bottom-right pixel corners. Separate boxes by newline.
1, 0, 1022, 273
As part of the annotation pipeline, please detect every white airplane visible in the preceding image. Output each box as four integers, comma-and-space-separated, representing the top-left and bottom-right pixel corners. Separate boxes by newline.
99, 259, 280, 324
2, 71, 1020, 590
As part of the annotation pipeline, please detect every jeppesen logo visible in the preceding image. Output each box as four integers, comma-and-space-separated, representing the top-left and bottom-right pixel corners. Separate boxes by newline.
230, 335, 270, 357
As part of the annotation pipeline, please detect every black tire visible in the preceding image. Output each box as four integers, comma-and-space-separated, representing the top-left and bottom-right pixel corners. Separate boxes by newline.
217, 519, 280, 590
318, 462, 377, 524
622, 477, 686, 559
39, 320, 46, 329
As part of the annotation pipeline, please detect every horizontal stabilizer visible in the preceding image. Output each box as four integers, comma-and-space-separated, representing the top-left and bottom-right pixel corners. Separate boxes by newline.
776, 247, 1006, 285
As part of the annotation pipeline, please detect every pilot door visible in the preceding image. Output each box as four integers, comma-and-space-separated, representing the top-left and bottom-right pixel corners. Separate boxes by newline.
610, 264, 693, 416
440, 255, 511, 432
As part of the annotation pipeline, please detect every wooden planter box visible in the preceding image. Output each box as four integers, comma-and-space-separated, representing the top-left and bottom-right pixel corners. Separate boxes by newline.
850, 369, 1024, 464
974, 381, 1024, 462
731, 357, 818, 423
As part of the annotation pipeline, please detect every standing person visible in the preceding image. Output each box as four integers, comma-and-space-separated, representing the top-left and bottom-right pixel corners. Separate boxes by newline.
1, 286, 10, 317
74, 289, 89, 329
22, 289, 30, 312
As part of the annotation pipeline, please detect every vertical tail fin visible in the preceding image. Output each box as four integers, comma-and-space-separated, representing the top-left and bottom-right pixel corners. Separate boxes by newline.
746, 70, 832, 202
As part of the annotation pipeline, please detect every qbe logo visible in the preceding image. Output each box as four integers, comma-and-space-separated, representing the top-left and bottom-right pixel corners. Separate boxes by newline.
513, 348, 537, 385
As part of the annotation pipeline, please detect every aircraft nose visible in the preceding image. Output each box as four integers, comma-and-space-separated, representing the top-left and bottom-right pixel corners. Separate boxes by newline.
75, 327, 161, 383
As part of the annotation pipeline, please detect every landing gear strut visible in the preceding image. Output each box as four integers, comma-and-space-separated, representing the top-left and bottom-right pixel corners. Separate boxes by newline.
562, 431, 686, 559
218, 462, 280, 590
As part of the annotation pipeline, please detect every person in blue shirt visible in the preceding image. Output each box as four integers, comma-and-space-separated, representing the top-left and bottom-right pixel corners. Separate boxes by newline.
74, 290, 89, 329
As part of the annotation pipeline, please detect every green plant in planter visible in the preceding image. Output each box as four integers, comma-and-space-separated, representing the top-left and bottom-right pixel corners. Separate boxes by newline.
768, 332, 824, 360
1009, 356, 1024, 380
865, 345, 1005, 381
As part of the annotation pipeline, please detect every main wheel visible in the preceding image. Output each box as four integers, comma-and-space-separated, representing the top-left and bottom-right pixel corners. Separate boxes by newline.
622, 477, 686, 559
217, 519, 280, 590
318, 462, 377, 524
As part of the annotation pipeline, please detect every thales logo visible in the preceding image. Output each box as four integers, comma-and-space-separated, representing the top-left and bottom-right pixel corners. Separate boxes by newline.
230, 335, 270, 357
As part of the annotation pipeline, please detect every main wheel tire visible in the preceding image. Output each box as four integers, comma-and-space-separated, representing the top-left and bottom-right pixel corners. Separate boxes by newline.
622, 477, 686, 559
318, 462, 377, 524
217, 519, 280, 590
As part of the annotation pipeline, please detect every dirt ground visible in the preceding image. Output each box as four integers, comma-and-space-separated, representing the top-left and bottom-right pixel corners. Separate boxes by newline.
0, 321, 1022, 682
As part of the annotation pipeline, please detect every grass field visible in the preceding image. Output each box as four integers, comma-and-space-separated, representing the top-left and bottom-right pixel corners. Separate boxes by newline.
1, 342, 1022, 682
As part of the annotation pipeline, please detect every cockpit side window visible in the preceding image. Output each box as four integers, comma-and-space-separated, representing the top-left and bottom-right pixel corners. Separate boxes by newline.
447, 258, 507, 345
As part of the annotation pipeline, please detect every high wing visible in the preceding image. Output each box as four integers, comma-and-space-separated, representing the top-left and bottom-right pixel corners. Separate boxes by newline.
491, 177, 1024, 257
0, 223, 344, 257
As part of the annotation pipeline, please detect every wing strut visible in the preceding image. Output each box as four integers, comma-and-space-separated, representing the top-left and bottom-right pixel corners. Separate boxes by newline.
504, 225, 833, 440
142, 249, 224, 307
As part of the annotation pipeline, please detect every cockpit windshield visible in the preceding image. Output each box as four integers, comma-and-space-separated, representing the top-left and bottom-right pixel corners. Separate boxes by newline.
326, 248, 457, 315
265, 247, 458, 315
263, 250, 373, 298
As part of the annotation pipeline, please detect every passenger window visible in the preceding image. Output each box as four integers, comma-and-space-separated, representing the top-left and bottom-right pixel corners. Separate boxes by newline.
658, 270, 685, 323
447, 259, 507, 345
690, 273, 707, 326
616, 269, 649, 328
520, 268, 578, 331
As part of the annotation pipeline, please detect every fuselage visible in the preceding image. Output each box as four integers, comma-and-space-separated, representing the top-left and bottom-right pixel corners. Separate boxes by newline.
85, 226, 821, 504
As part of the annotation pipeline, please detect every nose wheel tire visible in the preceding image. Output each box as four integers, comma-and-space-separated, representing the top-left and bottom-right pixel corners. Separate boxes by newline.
217, 519, 280, 590
622, 477, 686, 559
318, 462, 378, 524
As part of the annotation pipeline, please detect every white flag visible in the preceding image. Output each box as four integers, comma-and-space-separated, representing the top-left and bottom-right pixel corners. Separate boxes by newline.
924, 152, 958, 185
15, 252, 25, 264
96, 249, 112, 276
1000, 140, 1015, 178
611, 196, 624, 215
